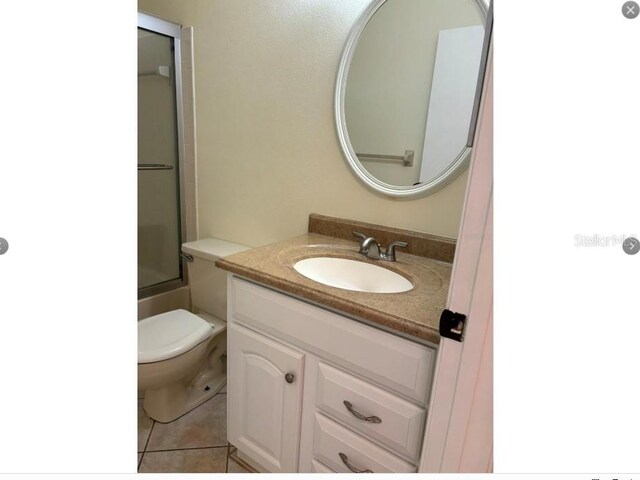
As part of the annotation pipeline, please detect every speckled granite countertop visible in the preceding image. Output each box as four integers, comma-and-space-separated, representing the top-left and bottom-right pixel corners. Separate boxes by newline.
216, 232, 451, 344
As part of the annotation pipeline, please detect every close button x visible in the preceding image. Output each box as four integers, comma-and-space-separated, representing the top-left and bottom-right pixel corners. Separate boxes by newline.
622, 1, 639, 18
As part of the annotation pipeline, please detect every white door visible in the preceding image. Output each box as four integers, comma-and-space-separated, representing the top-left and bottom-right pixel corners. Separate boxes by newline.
420, 44, 493, 472
227, 323, 305, 473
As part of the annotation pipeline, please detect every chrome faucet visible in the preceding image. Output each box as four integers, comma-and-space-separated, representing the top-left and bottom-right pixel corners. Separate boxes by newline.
353, 231, 408, 262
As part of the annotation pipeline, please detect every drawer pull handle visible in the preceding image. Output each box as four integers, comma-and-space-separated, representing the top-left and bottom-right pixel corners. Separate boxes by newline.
285, 373, 295, 383
343, 401, 382, 424
339, 452, 373, 473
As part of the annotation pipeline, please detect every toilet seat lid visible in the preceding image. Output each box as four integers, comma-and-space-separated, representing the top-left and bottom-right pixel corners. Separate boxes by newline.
138, 309, 214, 364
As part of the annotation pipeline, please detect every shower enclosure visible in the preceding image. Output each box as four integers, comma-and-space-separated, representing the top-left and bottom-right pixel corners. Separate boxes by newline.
138, 13, 187, 298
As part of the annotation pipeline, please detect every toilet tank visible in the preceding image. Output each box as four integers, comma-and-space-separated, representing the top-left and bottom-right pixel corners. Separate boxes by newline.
181, 238, 249, 320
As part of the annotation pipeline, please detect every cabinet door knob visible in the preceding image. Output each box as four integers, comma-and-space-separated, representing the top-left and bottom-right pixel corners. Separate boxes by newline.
285, 373, 295, 384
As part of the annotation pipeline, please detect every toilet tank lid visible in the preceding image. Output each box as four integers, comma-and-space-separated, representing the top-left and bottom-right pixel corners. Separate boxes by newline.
138, 309, 214, 364
182, 238, 250, 262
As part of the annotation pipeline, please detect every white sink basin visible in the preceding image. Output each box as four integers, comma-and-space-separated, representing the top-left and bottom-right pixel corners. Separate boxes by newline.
293, 257, 413, 293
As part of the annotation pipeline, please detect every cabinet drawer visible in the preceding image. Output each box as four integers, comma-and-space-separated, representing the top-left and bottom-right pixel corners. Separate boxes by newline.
312, 413, 416, 473
316, 362, 426, 461
311, 459, 335, 473
229, 276, 436, 405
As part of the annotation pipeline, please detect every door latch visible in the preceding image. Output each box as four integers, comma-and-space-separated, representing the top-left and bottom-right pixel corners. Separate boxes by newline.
439, 309, 467, 342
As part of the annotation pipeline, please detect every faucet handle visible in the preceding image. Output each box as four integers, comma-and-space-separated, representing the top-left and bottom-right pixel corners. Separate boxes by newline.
385, 241, 408, 261
353, 231, 367, 243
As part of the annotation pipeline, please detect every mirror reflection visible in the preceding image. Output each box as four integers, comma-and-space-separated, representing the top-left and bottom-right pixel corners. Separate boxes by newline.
344, 0, 485, 188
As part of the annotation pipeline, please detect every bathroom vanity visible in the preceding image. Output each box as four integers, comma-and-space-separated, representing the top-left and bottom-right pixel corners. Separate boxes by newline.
216, 214, 454, 473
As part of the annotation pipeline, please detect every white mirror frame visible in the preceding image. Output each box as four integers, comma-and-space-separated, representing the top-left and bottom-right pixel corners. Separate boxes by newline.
335, 0, 489, 199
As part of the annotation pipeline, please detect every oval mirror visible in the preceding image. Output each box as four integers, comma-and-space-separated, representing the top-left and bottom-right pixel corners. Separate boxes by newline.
336, 0, 488, 198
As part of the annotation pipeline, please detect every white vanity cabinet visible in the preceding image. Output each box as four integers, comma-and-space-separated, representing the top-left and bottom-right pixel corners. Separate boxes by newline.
226, 276, 437, 473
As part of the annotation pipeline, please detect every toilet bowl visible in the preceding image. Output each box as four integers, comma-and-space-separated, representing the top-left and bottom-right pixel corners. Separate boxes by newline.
138, 310, 227, 423
137, 238, 249, 423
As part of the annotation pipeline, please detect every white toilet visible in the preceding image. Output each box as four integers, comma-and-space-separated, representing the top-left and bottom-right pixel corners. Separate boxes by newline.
138, 238, 249, 423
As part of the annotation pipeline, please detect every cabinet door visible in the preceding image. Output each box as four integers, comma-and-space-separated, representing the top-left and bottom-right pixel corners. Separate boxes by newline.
228, 323, 304, 473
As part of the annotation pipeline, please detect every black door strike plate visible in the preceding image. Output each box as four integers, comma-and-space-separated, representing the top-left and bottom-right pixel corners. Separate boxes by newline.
439, 309, 467, 342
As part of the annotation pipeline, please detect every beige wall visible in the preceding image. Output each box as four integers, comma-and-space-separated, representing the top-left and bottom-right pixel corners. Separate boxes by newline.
138, 0, 469, 245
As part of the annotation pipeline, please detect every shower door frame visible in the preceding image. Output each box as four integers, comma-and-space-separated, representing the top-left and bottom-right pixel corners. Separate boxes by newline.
138, 12, 189, 299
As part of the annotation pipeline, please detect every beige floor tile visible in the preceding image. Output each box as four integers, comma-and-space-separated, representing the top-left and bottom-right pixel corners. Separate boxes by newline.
147, 394, 227, 450
138, 447, 227, 473
220, 383, 227, 394
138, 400, 154, 452
227, 457, 252, 473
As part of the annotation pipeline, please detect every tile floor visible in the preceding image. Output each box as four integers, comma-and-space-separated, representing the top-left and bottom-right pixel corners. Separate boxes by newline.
138, 384, 252, 473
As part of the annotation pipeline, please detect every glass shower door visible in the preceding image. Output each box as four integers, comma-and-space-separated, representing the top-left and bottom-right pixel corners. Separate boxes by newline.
138, 26, 183, 295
